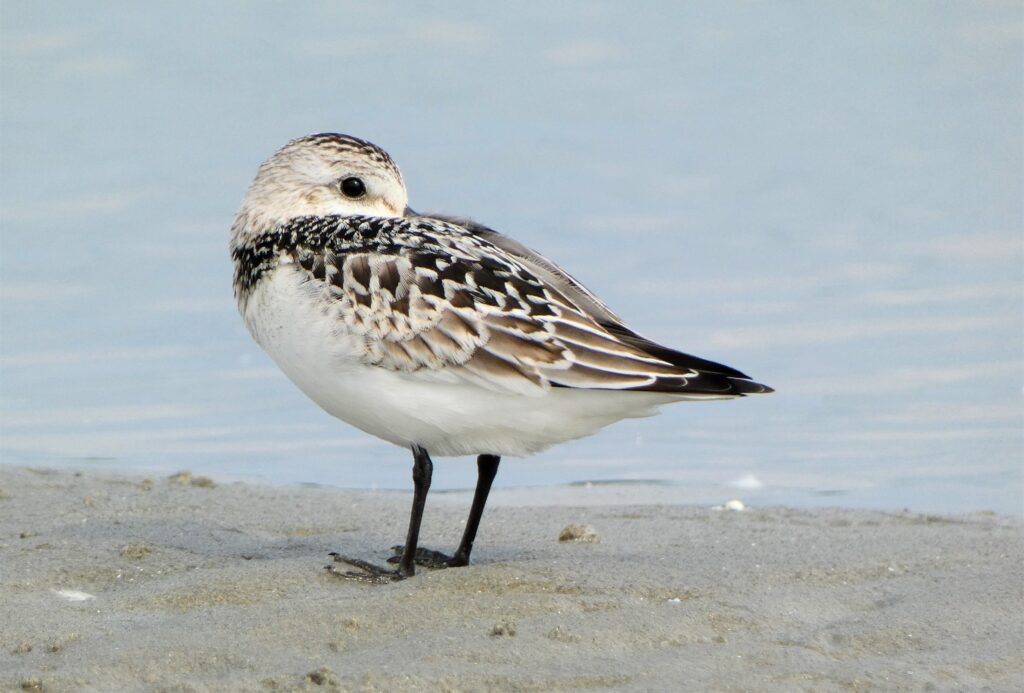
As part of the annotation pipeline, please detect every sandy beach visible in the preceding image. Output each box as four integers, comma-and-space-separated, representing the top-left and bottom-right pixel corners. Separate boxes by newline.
1, 466, 1021, 691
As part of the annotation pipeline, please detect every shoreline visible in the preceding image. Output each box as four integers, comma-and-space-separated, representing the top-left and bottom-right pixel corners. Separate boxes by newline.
2, 466, 1021, 691
2, 459, 1015, 516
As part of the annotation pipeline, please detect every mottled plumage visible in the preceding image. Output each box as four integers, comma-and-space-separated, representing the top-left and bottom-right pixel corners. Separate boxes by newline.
230, 133, 771, 580
233, 213, 766, 400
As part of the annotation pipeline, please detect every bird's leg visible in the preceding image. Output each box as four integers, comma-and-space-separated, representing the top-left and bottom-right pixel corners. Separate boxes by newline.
450, 454, 500, 566
390, 454, 500, 569
398, 444, 433, 576
328, 444, 433, 583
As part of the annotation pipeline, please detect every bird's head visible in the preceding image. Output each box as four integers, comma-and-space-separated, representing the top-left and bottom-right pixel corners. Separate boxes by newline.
231, 133, 408, 246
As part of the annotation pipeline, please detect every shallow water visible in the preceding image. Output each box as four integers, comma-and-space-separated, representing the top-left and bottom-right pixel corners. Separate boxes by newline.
1, 2, 1021, 514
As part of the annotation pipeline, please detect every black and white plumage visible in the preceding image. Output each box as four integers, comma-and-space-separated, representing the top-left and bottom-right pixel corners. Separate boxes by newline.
231, 133, 771, 580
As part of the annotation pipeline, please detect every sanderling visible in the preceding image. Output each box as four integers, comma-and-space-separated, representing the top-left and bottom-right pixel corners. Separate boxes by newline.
231, 133, 771, 582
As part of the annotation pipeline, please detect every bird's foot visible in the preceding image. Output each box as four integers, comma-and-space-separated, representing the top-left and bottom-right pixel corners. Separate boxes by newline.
387, 545, 467, 569
326, 553, 408, 583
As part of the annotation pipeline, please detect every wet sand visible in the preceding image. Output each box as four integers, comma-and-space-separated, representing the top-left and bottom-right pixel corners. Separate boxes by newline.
1, 466, 1021, 691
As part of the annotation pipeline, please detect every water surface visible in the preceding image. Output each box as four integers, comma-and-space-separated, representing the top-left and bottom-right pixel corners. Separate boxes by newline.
2, 2, 1021, 513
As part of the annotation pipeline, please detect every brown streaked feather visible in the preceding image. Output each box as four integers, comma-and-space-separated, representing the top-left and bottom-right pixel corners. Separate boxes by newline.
394, 334, 443, 369
347, 255, 371, 292
267, 215, 769, 396
375, 259, 403, 297
428, 213, 627, 326
486, 313, 548, 335
460, 348, 545, 393
541, 363, 657, 390
414, 215, 772, 393
558, 342, 685, 377
481, 329, 568, 367
415, 325, 464, 363
549, 320, 675, 365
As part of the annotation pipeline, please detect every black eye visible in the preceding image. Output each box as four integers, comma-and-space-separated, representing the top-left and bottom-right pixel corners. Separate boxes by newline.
340, 177, 366, 198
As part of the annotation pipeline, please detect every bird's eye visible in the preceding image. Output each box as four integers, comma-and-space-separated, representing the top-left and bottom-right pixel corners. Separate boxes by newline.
340, 177, 366, 198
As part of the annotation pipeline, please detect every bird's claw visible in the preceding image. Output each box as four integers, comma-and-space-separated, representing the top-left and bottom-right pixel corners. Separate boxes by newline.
387, 545, 465, 569
326, 552, 407, 583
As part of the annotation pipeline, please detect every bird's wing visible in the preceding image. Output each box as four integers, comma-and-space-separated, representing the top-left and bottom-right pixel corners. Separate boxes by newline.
427, 213, 626, 326
427, 214, 770, 386
281, 215, 767, 397
320, 252, 565, 395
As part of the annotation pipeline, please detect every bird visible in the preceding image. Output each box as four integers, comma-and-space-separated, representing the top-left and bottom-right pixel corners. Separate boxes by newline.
230, 133, 771, 583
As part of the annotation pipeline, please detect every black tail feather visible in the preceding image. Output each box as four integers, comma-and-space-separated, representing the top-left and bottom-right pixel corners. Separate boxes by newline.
599, 321, 772, 396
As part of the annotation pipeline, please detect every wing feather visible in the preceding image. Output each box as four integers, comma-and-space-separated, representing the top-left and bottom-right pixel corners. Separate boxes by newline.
272, 214, 770, 396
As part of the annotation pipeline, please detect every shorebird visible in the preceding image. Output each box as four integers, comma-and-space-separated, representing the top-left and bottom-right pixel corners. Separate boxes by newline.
231, 133, 771, 582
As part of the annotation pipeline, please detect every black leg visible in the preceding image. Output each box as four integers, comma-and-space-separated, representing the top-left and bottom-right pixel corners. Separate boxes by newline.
397, 444, 433, 577
389, 453, 500, 569
328, 444, 433, 583
449, 454, 500, 566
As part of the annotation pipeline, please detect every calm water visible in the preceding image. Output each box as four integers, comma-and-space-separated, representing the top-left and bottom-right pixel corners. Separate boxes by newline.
2, 2, 1021, 514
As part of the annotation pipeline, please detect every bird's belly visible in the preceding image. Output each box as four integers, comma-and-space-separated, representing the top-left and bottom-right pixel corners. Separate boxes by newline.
242, 268, 684, 457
